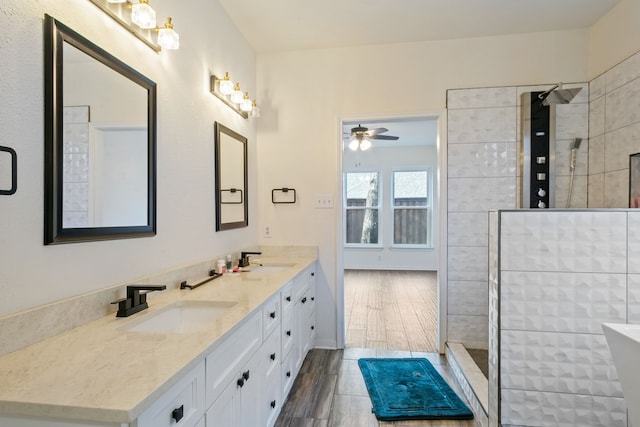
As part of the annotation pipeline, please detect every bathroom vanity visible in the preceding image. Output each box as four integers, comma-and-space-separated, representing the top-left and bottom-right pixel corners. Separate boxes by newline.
0, 256, 316, 427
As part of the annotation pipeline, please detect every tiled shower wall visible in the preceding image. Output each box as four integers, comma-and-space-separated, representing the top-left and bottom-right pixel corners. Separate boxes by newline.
446, 85, 588, 349
589, 49, 640, 208
489, 210, 639, 427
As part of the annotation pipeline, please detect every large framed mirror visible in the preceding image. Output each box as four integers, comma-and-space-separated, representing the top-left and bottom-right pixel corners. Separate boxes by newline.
43, 15, 156, 244
214, 122, 248, 231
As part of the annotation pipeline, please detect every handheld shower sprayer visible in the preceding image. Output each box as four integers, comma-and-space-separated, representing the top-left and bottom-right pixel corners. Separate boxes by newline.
566, 137, 583, 207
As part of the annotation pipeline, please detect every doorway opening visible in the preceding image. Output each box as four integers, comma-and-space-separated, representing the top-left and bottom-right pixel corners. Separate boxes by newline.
338, 115, 442, 353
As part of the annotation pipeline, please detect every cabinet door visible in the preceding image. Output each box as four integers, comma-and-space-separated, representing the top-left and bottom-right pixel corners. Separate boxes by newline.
206, 378, 238, 427
238, 351, 262, 427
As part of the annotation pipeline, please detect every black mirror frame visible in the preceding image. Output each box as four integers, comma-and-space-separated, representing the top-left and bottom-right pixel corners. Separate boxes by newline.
214, 122, 248, 231
43, 14, 157, 244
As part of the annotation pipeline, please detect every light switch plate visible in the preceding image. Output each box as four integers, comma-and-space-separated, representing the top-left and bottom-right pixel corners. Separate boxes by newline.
315, 194, 334, 209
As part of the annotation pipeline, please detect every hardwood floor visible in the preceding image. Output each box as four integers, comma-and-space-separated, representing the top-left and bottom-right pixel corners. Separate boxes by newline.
275, 348, 482, 427
344, 270, 438, 353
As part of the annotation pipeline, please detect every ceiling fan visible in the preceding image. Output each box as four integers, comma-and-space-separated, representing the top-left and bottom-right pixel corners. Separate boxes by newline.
345, 124, 399, 151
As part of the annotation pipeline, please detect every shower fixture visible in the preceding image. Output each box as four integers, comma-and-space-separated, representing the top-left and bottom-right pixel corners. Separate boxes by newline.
538, 83, 582, 106
566, 137, 582, 208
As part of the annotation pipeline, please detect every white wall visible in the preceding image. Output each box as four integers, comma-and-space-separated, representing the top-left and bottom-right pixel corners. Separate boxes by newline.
0, 0, 258, 317
256, 30, 590, 348
589, 0, 640, 79
343, 144, 438, 270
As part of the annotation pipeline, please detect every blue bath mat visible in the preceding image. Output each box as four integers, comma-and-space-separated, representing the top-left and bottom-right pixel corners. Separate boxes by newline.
357, 358, 474, 421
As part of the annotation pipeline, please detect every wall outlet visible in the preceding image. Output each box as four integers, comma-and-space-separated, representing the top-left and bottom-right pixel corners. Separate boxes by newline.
264, 225, 272, 238
315, 194, 334, 209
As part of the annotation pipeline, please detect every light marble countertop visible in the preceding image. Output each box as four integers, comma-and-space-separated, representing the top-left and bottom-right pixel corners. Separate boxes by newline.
0, 256, 316, 424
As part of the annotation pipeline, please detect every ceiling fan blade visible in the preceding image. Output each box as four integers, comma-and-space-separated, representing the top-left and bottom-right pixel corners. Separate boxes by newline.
371, 134, 399, 140
365, 127, 389, 136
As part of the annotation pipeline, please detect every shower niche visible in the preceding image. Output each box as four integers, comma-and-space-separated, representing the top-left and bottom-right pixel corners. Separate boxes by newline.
521, 85, 583, 209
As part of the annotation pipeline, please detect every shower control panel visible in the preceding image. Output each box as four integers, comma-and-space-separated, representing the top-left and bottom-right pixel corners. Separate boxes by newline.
522, 91, 554, 209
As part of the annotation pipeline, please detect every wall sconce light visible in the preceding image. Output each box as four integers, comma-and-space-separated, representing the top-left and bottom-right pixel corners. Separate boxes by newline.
210, 73, 260, 119
88, 0, 179, 51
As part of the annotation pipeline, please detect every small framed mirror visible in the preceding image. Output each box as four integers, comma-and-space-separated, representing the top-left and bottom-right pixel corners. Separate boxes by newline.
215, 122, 248, 231
44, 15, 157, 244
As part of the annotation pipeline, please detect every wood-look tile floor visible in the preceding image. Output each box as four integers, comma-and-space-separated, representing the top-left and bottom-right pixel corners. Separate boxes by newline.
344, 270, 438, 353
275, 348, 482, 427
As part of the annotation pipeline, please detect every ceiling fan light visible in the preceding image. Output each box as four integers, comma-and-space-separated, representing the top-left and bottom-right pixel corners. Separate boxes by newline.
359, 139, 372, 151
348, 139, 359, 151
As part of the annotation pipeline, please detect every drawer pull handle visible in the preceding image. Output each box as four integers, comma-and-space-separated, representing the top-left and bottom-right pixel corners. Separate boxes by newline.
286, 371, 291, 378
242, 370, 250, 381
270, 400, 277, 409
301, 297, 307, 304
270, 311, 276, 319
286, 296, 291, 302
270, 353, 276, 361
172, 405, 184, 422
286, 330, 291, 336
237, 378, 245, 388
311, 272, 315, 276
311, 325, 315, 330
311, 297, 315, 301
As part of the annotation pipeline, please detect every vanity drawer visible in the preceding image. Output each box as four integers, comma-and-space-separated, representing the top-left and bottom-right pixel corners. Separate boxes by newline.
281, 351, 296, 398
205, 310, 262, 408
292, 270, 310, 302
262, 327, 281, 381
136, 361, 205, 427
262, 292, 281, 339
263, 369, 282, 427
281, 311, 294, 358
280, 281, 294, 318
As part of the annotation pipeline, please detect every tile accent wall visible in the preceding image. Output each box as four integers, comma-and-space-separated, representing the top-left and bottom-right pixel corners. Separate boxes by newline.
447, 84, 588, 350
62, 106, 90, 227
489, 210, 638, 427
589, 50, 640, 208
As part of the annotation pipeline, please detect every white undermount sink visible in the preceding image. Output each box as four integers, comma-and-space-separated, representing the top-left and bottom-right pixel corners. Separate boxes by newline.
247, 264, 294, 273
119, 300, 237, 334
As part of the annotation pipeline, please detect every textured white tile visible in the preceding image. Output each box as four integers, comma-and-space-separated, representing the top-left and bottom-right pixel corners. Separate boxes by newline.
63, 105, 89, 123
448, 177, 517, 212
555, 102, 589, 141
606, 51, 640, 92
589, 134, 605, 175
554, 174, 588, 208
590, 74, 606, 101
448, 142, 517, 178
448, 212, 488, 246
588, 173, 605, 208
590, 95, 606, 138
447, 87, 517, 109
555, 138, 589, 177
448, 107, 516, 143
606, 77, 640, 133
604, 169, 630, 208
500, 330, 622, 397
62, 183, 89, 211
605, 122, 640, 172
500, 211, 627, 273
500, 389, 627, 427
448, 246, 488, 281
629, 213, 640, 274
447, 314, 488, 349
501, 271, 626, 334
448, 280, 488, 316
629, 274, 640, 324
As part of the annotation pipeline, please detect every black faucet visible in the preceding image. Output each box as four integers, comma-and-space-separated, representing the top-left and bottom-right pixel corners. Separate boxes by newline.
111, 284, 167, 317
238, 251, 262, 268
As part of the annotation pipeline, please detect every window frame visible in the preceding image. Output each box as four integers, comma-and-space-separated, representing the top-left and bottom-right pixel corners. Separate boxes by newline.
390, 167, 432, 249
343, 169, 383, 248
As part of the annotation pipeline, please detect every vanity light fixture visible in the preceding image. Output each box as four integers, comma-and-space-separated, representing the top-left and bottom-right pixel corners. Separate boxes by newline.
157, 17, 179, 50
210, 73, 260, 119
131, 0, 156, 29
88, 0, 180, 51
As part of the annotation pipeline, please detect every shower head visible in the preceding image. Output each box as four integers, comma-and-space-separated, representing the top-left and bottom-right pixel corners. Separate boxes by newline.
571, 137, 583, 150
538, 84, 582, 106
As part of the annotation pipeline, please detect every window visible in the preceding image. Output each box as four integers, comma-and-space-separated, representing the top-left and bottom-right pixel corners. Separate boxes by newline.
392, 170, 430, 246
345, 171, 380, 245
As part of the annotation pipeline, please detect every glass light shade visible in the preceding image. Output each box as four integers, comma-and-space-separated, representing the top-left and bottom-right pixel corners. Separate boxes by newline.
240, 93, 253, 112
219, 72, 234, 95
157, 18, 179, 50
250, 101, 261, 118
231, 84, 244, 104
106, 0, 126, 3
348, 139, 359, 151
131, 1, 157, 29
359, 138, 372, 151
